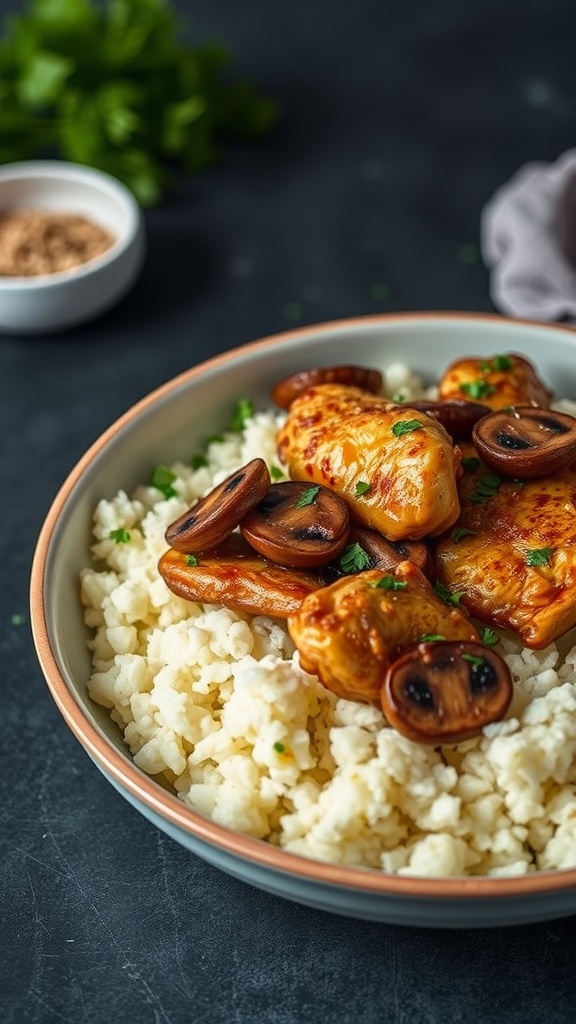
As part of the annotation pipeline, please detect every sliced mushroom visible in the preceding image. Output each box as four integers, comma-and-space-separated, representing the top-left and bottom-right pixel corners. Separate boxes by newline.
406, 399, 490, 440
271, 365, 383, 409
381, 640, 513, 744
240, 481, 350, 568
165, 458, 271, 553
472, 406, 576, 478
158, 533, 321, 618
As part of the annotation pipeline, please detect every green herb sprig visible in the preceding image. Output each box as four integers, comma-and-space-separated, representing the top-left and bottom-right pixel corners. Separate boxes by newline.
369, 574, 408, 591
338, 543, 371, 574
295, 485, 320, 508
0, 0, 278, 205
525, 547, 555, 567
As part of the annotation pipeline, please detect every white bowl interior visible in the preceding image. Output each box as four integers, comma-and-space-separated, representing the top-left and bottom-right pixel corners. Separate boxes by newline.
31, 313, 576, 924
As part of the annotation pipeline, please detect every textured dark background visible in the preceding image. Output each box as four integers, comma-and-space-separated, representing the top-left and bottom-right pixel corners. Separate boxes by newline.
2, 0, 576, 1021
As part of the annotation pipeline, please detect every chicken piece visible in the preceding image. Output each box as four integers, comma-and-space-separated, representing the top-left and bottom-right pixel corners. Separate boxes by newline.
276, 383, 461, 541
288, 562, 479, 704
158, 534, 321, 618
432, 447, 576, 648
438, 353, 552, 410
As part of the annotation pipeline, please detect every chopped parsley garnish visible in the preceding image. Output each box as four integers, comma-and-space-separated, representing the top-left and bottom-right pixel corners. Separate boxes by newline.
190, 453, 208, 470
525, 547, 554, 567
479, 356, 514, 373
420, 634, 445, 642
451, 527, 477, 543
392, 391, 405, 403
296, 485, 320, 508
470, 472, 502, 505
459, 379, 496, 400
185, 554, 199, 566
206, 434, 224, 446
462, 653, 485, 667
228, 398, 255, 432
392, 419, 423, 437
273, 741, 286, 754
355, 480, 371, 496
370, 574, 408, 591
461, 455, 481, 473
270, 465, 285, 481
479, 627, 498, 647
109, 528, 131, 544
338, 543, 371, 574
434, 581, 465, 607
151, 465, 177, 499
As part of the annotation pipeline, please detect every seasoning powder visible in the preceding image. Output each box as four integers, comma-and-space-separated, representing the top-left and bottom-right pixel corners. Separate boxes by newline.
0, 209, 115, 277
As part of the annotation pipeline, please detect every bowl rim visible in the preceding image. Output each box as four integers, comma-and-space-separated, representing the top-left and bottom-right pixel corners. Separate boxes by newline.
30, 310, 576, 900
0, 159, 142, 289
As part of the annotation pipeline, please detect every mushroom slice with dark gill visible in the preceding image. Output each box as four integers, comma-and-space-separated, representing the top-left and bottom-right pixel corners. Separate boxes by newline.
472, 406, 576, 478
381, 641, 513, 745
165, 458, 271, 553
240, 480, 350, 568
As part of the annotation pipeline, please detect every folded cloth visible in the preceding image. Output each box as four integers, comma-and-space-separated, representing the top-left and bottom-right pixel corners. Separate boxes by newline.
481, 148, 576, 323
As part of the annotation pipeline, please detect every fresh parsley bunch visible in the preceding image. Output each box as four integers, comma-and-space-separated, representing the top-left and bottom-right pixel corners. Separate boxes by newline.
0, 0, 278, 205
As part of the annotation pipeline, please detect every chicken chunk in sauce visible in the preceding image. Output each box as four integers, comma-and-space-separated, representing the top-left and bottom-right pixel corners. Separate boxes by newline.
277, 383, 462, 542
288, 561, 479, 704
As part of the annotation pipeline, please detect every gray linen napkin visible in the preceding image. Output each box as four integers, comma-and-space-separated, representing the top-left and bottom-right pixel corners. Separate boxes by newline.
481, 148, 576, 323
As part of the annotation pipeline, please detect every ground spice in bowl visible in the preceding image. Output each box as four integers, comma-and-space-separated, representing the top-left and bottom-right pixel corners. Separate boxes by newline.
0, 209, 116, 277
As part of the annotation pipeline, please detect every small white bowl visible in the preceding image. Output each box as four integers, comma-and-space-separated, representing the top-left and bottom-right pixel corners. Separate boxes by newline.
0, 160, 145, 334
30, 313, 576, 928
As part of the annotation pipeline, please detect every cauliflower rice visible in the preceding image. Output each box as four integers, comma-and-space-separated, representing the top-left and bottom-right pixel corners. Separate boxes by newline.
81, 364, 576, 878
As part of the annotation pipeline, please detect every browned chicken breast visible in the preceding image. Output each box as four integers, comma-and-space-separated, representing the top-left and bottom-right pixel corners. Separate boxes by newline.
277, 383, 462, 541
288, 561, 480, 704
438, 353, 552, 410
433, 447, 576, 648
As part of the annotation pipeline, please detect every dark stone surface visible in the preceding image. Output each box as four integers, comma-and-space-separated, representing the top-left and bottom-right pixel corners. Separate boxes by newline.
2, 0, 576, 1020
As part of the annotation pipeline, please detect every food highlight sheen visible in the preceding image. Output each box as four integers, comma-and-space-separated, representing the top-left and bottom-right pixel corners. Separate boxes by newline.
80, 352, 576, 878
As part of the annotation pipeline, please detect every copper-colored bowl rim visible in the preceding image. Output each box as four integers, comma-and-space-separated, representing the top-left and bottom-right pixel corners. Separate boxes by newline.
30, 310, 576, 900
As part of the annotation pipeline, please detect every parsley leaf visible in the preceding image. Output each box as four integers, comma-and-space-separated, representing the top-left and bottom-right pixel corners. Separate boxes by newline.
190, 453, 208, 470
270, 465, 285, 481
451, 527, 477, 543
459, 379, 496, 400
479, 627, 498, 647
295, 485, 320, 508
434, 581, 465, 607
369, 574, 408, 591
338, 543, 371, 574
355, 480, 371, 496
228, 398, 254, 432
420, 634, 445, 642
392, 419, 423, 437
470, 472, 502, 505
185, 554, 198, 566
151, 464, 177, 498
525, 547, 554, 567
461, 455, 481, 473
462, 653, 485, 666
109, 528, 131, 543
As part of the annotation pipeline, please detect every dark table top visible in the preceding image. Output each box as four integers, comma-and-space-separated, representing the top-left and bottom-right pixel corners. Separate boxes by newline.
2, 0, 576, 1020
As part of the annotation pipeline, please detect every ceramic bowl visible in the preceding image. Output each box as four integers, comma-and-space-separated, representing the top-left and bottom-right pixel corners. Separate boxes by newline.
30, 312, 576, 928
0, 160, 145, 334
